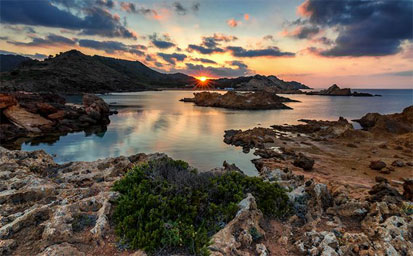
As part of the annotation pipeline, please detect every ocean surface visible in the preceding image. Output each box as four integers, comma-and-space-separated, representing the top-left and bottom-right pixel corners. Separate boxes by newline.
21, 89, 412, 175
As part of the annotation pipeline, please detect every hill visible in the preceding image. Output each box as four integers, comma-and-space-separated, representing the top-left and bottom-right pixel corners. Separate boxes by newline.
211, 75, 311, 91
0, 50, 196, 93
0, 54, 31, 72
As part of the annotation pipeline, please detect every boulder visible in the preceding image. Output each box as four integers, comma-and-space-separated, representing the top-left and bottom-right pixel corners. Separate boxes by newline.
391, 160, 404, 167
402, 178, 413, 201
369, 160, 386, 170
293, 153, 315, 171
3, 105, 53, 132
82, 94, 110, 122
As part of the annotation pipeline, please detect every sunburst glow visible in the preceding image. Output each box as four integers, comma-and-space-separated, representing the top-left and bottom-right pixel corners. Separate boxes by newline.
198, 76, 207, 82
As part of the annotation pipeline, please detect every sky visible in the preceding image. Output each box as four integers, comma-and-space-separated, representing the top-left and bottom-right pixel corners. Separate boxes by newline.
0, 0, 412, 88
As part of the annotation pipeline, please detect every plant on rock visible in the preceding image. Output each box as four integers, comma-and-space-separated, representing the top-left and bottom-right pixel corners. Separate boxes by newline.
112, 157, 291, 255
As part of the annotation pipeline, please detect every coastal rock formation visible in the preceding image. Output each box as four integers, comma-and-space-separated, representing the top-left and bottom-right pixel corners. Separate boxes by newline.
0, 92, 111, 147
211, 74, 310, 92
354, 106, 413, 134
180, 91, 297, 110
0, 147, 165, 255
306, 84, 376, 96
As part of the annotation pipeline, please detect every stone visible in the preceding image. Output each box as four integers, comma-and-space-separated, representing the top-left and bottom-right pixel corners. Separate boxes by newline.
37, 243, 85, 256
369, 160, 386, 170
47, 110, 65, 120
3, 105, 53, 132
391, 160, 404, 167
293, 153, 315, 171
402, 179, 413, 201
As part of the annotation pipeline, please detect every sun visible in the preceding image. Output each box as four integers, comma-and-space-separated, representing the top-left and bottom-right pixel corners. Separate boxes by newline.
198, 76, 207, 82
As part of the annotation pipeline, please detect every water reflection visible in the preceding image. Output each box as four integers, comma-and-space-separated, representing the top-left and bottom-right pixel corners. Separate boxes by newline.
20, 89, 412, 175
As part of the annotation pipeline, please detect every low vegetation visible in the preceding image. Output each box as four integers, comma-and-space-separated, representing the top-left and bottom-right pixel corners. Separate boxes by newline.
112, 157, 291, 255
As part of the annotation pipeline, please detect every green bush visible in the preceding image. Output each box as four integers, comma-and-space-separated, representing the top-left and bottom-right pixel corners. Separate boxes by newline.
112, 157, 291, 255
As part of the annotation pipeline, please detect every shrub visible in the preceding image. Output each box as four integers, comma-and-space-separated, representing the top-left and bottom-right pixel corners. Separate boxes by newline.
112, 157, 291, 255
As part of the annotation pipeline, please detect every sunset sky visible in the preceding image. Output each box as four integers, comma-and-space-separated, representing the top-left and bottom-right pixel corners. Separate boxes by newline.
0, 0, 412, 88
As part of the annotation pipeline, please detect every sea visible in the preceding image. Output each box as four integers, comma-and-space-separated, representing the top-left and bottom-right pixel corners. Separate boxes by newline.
20, 89, 413, 175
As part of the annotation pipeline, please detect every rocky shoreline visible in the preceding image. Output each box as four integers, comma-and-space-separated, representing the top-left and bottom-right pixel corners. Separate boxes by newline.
0, 92, 112, 149
180, 90, 298, 110
0, 106, 412, 255
306, 84, 378, 97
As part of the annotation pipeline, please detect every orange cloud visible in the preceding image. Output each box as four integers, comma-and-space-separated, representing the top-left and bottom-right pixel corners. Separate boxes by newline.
244, 13, 250, 21
227, 18, 239, 28
297, 0, 312, 17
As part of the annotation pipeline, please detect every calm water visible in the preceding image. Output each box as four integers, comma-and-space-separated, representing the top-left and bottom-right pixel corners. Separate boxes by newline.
21, 89, 412, 175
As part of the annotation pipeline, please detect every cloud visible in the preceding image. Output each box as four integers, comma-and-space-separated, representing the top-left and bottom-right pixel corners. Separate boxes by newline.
227, 18, 239, 28
283, 25, 320, 39
187, 33, 237, 54
8, 34, 77, 47
227, 60, 248, 69
381, 70, 413, 77
187, 44, 224, 54
3, 25, 36, 34
149, 33, 176, 49
263, 35, 274, 41
0, 1, 137, 39
172, 2, 200, 15
183, 62, 253, 77
157, 53, 187, 64
297, 0, 413, 57
192, 58, 217, 64
96, 0, 115, 8
78, 39, 145, 55
244, 14, 250, 21
226, 46, 295, 57
120, 2, 158, 16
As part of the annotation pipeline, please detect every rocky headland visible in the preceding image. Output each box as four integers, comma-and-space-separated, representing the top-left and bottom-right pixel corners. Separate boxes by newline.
210, 74, 311, 93
0, 92, 111, 148
180, 90, 298, 110
306, 84, 378, 97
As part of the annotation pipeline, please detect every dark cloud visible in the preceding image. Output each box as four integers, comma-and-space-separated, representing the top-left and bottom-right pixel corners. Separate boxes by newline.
8, 34, 77, 47
78, 39, 145, 55
3, 25, 36, 34
227, 60, 248, 69
183, 63, 253, 77
187, 44, 224, 54
226, 46, 295, 57
187, 33, 237, 54
0, 1, 136, 39
173, 2, 187, 15
120, 2, 158, 16
298, 0, 413, 56
149, 33, 176, 49
96, 0, 115, 8
263, 35, 274, 41
192, 58, 217, 64
172, 2, 200, 15
157, 53, 187, 64
312, 36, 334, 46
0, 36, 8, 40
286, 25, 320, 39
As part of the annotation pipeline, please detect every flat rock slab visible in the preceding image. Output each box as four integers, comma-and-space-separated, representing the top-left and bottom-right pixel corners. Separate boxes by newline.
3, 105, 53, 132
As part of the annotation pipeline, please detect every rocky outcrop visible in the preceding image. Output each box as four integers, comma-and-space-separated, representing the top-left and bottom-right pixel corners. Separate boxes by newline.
210, 74, 311, 92
0, 92, 111, 146
354, 105, 413, 134
180, 91, 297, 110
306, 84, 376, 96
0, 147, 165, 255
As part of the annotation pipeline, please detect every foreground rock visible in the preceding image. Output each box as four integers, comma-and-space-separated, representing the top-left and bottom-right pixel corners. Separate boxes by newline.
306, 84, 376, 96
354, 105, 413, 134
180, 91, 297, 110
0, 92, 110, 147
0, 147, 165, 255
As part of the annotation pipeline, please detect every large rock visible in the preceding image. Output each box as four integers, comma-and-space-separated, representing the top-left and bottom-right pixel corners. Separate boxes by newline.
293, 153, 315, 171
3, 105, 53, 132
306, 84, 374, 97
83, 94, 110, 123
181, 90, 297, 110
354, 106, 413, 134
